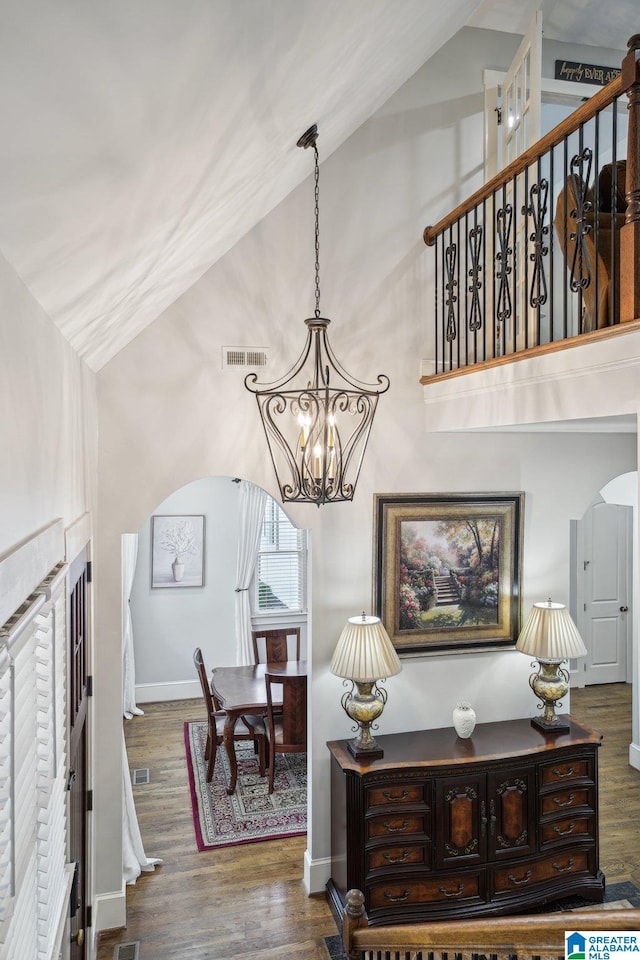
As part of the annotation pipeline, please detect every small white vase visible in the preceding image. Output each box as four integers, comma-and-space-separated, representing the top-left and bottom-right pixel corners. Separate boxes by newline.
172, 559, 185, 582
453, 701, 476, 739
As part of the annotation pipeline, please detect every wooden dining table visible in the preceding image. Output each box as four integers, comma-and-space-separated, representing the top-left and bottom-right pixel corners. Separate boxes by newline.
210, 660, 308, 794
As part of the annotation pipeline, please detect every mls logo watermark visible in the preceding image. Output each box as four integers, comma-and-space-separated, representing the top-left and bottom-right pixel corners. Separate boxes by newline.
566, 930, 640, 960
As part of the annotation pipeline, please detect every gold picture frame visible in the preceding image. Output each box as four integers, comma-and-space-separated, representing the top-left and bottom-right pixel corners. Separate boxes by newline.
373, 493, 524, 656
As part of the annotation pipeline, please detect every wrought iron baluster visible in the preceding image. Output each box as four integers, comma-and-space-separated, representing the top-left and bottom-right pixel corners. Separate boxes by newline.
468, 222, 483, 333
568, 145, 593, 296
495, 201, 513, 328
525, 177, 549, 310
445, 239, 458, 343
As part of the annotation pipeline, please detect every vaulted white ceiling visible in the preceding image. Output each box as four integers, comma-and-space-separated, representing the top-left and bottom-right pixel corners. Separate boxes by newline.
0, 0, 635, 370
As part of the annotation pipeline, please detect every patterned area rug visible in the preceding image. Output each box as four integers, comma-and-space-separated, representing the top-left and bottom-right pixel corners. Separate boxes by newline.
323, 882, 640, 960
184, 720, 307, 850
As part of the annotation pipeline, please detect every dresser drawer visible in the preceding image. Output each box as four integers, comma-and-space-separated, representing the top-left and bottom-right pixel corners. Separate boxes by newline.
366, 783, 427, 809
540, 786, 593, 816
540, 758, 593, 787
492, 847, 591, 894
367, 812, 428, 840
368, 871, 483, 911
540, 815, 595, 849
367, 843, 431, 873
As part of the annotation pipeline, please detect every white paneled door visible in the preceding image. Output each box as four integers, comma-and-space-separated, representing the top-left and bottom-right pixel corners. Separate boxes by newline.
580, 501, 631, 685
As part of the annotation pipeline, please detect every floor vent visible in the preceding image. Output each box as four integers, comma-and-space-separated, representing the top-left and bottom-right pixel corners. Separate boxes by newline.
132, 768, 150, 785
114, 943, 140, 960
222, 346, 269, 369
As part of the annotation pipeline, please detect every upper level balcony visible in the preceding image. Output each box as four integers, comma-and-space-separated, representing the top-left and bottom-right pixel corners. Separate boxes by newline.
421, 35, 640, 436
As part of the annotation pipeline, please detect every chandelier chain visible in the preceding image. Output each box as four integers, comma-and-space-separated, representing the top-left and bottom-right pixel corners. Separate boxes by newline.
314, 142, 321, 318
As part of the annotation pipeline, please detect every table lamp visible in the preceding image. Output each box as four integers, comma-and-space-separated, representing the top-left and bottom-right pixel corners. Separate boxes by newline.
516, 599, 587, 734
330, 613, 402, 759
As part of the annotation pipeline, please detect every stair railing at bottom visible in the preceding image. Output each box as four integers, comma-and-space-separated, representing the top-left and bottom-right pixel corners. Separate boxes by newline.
341, 888, 640, 960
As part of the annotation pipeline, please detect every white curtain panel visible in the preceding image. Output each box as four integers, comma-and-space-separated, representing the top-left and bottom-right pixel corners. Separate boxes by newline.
122, 533, 143, 720
121, 533, 161, 883
235, 481, 267, 664
122, 728, 162, 884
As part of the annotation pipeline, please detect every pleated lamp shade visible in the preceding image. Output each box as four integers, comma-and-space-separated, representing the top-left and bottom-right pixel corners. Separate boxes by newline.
516, 600, 587, 661
330, 615, 402, 681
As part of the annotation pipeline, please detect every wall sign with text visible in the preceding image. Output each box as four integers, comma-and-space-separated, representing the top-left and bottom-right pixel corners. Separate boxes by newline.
555, 59, 621, 87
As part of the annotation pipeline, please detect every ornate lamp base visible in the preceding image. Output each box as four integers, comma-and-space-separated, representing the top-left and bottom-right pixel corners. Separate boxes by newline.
529, 659, 571, 735
530, 713, 571, 734
341, 680, 387, 760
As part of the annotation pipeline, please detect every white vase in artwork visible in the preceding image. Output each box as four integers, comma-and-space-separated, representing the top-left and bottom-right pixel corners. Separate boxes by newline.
171, 558, 185, 582
453, 701, 476, 738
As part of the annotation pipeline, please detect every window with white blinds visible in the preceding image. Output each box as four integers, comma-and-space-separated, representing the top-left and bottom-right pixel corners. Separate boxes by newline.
0, 564, 68, 960
254, 498, 307, 614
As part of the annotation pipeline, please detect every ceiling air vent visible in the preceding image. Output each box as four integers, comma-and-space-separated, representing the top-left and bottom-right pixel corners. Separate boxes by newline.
222, 346, 269, 370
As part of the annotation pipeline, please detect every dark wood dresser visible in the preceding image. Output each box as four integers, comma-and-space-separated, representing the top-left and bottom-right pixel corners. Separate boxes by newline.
327, 717, 604, 925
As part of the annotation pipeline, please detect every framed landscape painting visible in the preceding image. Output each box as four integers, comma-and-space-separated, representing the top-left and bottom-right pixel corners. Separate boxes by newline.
151, 515, 205, 588
373, 493, 523, 655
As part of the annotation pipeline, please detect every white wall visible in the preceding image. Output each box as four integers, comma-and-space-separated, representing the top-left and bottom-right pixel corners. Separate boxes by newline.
130, 477, 240, 696
129, 476, 308, 701
95, 22, 637, 911
0, 251, 97, 556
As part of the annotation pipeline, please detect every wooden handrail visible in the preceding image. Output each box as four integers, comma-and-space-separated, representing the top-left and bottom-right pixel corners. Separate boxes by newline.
342, 889, 640, 960
424, 75, 625, 246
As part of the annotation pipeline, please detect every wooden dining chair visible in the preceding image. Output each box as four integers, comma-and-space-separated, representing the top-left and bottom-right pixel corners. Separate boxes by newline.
264, 671, 307, 794
193, 647, 266, 782
251, 628, 301, 664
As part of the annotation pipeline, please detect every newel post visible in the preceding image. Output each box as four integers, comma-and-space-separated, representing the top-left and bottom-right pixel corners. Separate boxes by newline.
621, 34, 640, 322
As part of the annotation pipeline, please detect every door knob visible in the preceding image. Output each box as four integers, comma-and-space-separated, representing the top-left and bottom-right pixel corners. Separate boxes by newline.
620, 606, 629, 613
71, 928, 84, 947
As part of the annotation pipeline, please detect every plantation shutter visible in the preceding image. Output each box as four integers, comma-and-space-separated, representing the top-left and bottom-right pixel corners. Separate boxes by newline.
0, 595, 43, 960
34, 565, 67, 960
0, 562, 69, 960
0, 646, 13, 935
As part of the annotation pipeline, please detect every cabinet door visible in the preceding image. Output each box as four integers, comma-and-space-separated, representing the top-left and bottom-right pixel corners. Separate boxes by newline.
487, 766, 536, 860
435, 774, 485, 868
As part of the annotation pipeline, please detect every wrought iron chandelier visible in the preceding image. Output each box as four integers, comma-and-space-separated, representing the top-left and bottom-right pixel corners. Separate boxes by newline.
245, 124, 389, 506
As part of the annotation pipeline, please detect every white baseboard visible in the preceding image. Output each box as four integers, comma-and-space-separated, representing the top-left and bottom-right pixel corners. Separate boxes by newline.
93, 888, 126, 933
135, 679, 201, 703
304, 849, 332, 896
630, 741, 640, 772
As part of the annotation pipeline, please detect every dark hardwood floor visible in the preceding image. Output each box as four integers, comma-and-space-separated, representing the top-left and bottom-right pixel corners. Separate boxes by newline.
97, 683, 639, 959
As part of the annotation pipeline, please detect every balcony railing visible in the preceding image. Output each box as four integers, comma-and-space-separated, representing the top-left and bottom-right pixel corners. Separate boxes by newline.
422, 34, 640, 381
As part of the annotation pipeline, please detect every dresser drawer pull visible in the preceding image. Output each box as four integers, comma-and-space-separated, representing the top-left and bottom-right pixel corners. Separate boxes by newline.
553, 857, 576, 873
553, 822, 575, 837
439, 883, 464, 898
382, 850, 410, 864
383, 889, 410, 902
507, 870, 532, 886
552, 765, 575, 779
552, 793, 575, 808
382, 789, 410, 802
383, 819, 410, 833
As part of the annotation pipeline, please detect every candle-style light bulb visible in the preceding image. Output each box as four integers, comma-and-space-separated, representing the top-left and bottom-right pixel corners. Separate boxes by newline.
312, 443, 323, 480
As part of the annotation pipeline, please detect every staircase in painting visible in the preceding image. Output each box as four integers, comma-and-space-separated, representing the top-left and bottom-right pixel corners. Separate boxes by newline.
434, 575, 459, 606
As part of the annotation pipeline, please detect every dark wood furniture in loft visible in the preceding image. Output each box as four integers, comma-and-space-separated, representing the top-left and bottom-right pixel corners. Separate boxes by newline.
327, 716, 604, 926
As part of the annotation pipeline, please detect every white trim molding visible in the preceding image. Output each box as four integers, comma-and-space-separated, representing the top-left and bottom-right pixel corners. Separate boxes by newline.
303, 849, 332, 896
135, 679, 201, 703
0, 519, 64, 627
